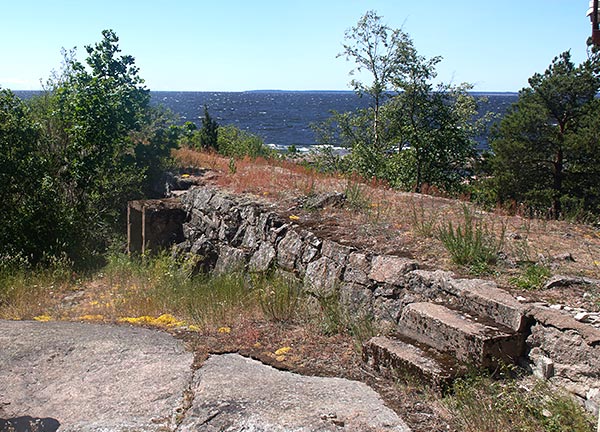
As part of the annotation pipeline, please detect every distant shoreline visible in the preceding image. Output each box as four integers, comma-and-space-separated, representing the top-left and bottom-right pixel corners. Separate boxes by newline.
11, 89, 520, 97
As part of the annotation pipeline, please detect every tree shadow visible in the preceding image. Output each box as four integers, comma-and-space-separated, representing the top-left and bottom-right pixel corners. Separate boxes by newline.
0, 416, 60, 432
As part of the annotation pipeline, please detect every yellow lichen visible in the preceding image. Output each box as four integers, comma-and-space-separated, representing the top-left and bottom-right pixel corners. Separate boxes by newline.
118, 314, 185, 328
274, 346, 292, 356
79, 314, 104, 321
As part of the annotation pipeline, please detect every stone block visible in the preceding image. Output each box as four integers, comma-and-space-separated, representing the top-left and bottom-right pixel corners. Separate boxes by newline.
304, 256, 343, 296
321, 240, 354, 266
399, 302, 525, 367
368, 255, 418, 286
343, 253, 372, 286
277, 230, 304, 271
249, 243, 276, 273
214, 246, 247, 275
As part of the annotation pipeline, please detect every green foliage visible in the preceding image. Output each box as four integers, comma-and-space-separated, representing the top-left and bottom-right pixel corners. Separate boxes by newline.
437, 206, 504, 270
446, 372, 595, 432
321, 11, 480, 193
509, 264, 551, 290
198, 105, 219, 150
490, 50, 600, 219
1, 30, 177, 267
216, 124, 275, 158
258, 274, 304, 323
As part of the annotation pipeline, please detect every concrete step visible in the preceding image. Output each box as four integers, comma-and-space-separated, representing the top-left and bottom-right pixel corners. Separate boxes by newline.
363, 335, 464, 392
408, 270, 528, 332
398, 302, 525, 368
443, 277, 527, 332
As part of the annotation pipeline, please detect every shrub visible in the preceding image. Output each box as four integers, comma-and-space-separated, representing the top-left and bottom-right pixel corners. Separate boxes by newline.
438, 205, 504, 269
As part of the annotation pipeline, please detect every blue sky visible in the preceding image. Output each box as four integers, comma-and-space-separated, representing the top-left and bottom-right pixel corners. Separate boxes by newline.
0, 1, 593, 92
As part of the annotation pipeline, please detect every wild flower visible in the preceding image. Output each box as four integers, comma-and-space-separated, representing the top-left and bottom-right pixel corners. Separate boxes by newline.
33, 315, 52, 322
289, 215, 300, 221
218, 326, 231, 334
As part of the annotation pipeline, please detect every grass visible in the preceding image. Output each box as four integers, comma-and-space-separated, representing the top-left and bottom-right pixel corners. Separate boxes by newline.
509, 263, 552, 290
445, 372, 596, 432
437, 205, 505, 272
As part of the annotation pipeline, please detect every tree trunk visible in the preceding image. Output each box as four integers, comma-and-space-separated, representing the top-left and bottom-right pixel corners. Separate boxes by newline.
552, 147, 564, 219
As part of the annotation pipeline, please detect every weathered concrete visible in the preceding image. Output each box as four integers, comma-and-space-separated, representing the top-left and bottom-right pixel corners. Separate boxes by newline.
363, 336, 461, 392
179, 353, 410, 432
399, 302, 524, 367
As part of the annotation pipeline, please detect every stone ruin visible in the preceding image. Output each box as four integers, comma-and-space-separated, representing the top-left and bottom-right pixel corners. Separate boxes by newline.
127, 186, 600, 416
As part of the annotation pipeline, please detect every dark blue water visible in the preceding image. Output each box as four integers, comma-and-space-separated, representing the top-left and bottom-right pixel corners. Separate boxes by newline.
152, 91, 518, 151
14, 90, 518, 150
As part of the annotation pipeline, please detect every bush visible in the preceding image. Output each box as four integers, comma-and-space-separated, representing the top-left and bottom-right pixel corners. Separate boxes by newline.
437, 205, 504, 270
217, 124, 275, 158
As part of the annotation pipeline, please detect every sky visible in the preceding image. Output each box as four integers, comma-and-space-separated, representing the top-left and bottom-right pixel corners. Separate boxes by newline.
0, 1, 594, 92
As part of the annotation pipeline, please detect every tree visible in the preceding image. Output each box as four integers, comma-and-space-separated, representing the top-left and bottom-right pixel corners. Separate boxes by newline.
199, 105, 219, 150
490, 51, 600, 218
2, 30, 177, 266
328, 11, 479, 192
339, 10, 415, 149
385, 46, 479, 192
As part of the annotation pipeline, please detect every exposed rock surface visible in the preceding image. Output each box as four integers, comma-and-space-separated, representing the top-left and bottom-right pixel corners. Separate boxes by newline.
0, 320, 193, 432
0, 320, 411, 432
180, 353, 410, 431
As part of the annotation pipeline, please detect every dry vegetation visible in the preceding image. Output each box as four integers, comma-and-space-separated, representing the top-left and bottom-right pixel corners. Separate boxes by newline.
175, 148, 600, 311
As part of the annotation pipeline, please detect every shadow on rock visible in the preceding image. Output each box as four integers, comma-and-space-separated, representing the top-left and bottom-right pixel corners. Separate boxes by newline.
0, 416, 60, 432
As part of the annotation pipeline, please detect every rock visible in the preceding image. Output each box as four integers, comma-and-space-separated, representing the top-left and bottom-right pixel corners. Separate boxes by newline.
179, 353, 410, 431
214, 245, 247, 274
544, 275, 600, 290
549, 304, 563, 310
585, 388, 600, 417
276, 230, 304, 271
339, 282, 373, 316
369, 255, 418, 286
249, 242, 276, 272
321, 239, 353, 266
552, 252, 575, 262
301, 192, 346, 210
574, 312, 592, 323
529, 347, 555, 379
0, 320, 194, 432
343, 252, 372, 286
304, 257, 343, 296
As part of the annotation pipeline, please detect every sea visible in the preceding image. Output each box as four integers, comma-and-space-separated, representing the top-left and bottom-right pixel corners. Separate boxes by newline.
14, 90, 519, 151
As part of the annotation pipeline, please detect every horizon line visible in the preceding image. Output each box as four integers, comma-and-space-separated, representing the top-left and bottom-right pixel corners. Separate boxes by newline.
10, 88, 521, 94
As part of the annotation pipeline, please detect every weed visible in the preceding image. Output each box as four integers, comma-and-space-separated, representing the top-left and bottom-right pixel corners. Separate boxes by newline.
258, 274, 305, 323
345, 179, 371, 211
445, 372, 595, 432
437, 205, 504, 269
409, 196, 440, 237
509, 263, 551, 290
311, 291, 375, 344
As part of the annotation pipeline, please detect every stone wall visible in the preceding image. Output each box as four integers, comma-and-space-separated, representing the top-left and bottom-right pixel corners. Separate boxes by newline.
172, 186, 600, 414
